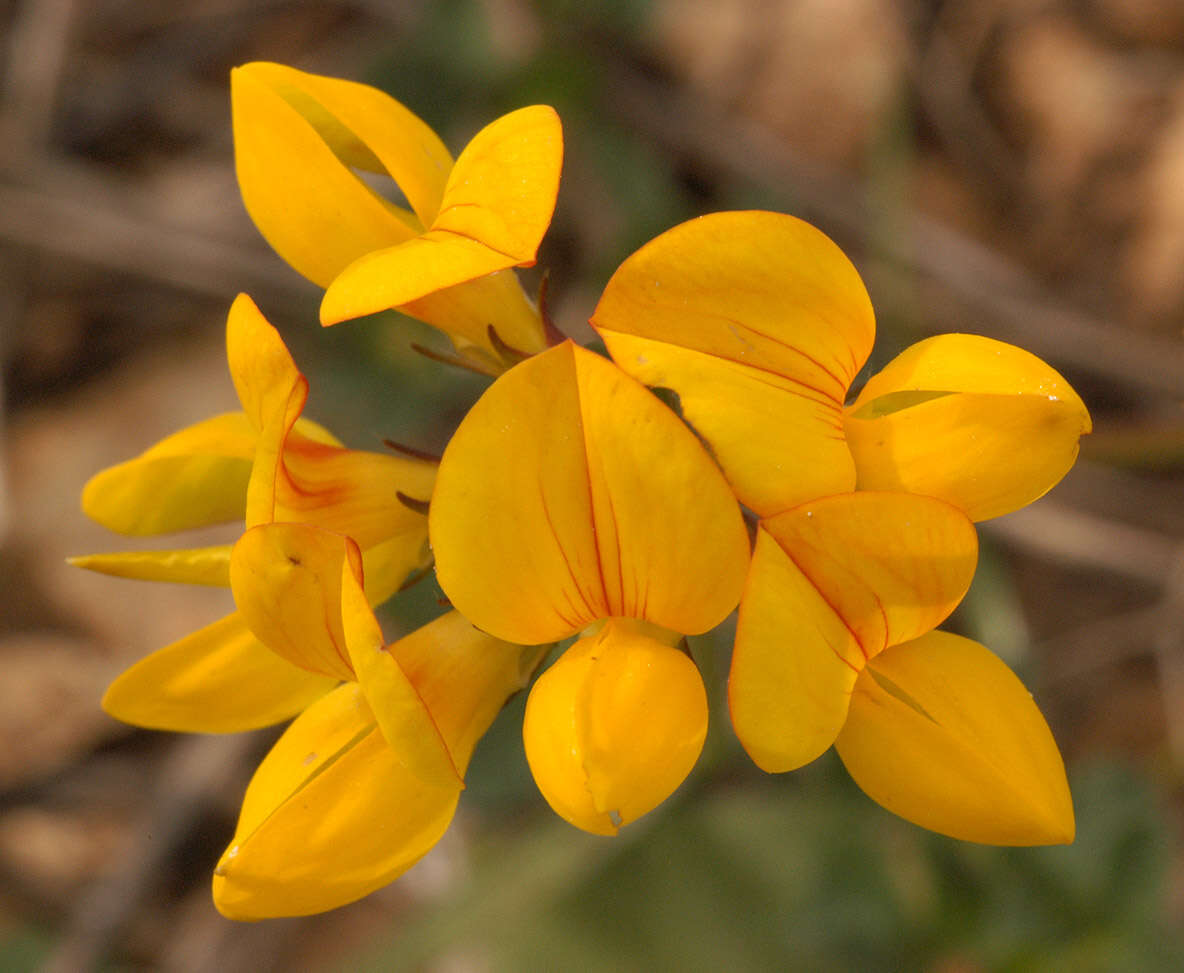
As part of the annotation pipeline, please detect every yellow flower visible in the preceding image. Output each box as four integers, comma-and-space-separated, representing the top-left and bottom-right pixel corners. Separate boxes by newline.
73, 294, 435, 732
231, 62, 563, 366
731, 491, 1073, 845
591, 210, 1091, 522
590, 211, 1080, 844
429, 341, 750, 833
215, 522, 542, 918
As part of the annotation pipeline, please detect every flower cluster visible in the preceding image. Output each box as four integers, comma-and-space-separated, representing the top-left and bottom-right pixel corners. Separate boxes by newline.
77, 62, 1091, 919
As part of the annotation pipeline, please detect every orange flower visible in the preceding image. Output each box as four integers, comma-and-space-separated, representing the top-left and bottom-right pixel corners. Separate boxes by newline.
215, 523, 542, 918
592, 210, 1091, 522
731, 492, 1073, 845
73, 295, 434, 731
590, 211, 1081, 843
233, 62, 562, 366
429, 341, 750, 833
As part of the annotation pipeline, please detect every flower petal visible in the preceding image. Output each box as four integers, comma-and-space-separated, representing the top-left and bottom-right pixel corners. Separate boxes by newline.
430, 342, 750, 644
225, 295, 308, 528
320, 236, 547, 356
763, 492, 979, 652
593, 211, 875, 515
225, 294, 302, 434
323, 234, 506, 323
230, 524, 362, 681
430, 342, 596, 643
835, 630, 1075, 845
228, 294, 438, 543
358, 531, 431, 607
728, 528, 861, 774
236, 62, 452, 226
431, 105, 561, 265
277, 436, 435, 550
213, 683, 460, 919
70, 545, 231, 587
231, 65, 420, 288
339, 558, 459, 788
320, 105, 561, 341
730, 492, 977, 772
386, 611, 543, 776
845, 334, 1092, 521
523, 621, 707, 835
80, 413, 253, 535
399, 267, 547, 358
102, 613, 336, 732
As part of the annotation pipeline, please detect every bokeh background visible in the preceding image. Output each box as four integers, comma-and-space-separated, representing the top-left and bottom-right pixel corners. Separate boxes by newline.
2, 0, 1183, 969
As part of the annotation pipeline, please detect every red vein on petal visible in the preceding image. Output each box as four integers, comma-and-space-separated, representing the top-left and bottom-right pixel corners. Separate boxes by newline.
716, 314, 850, 396
780, 544, 870, 665
598, 326, 840, 411
536, 473, 599, 628
429, 225, 527, 265
570, 355, 614, 624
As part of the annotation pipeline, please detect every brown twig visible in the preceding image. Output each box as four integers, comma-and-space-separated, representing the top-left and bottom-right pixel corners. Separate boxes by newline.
1153, 551, 1184, 769
1, 0, 79, 160
0, 175, 309, 314
982, 499, 1177, 587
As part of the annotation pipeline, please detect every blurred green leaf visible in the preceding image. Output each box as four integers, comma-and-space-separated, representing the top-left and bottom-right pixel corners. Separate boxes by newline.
0, 927, 52, 973
354, 757, 1181, 972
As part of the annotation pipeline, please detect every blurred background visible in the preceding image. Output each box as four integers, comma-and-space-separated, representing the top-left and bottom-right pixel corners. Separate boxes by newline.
2, 0, 1183, 969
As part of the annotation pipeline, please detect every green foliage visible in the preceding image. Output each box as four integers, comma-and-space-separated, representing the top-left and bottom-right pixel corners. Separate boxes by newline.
0, 927, 52, 973
356, 757, 1180, 972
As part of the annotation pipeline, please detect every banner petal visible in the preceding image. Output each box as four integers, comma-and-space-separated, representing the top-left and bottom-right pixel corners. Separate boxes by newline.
431, 342, 599, 643
225, 295, 308, 527
761, 493, 978, 652
594, 211, 875, 515
320, 105, 560, 341
431, 105, 562, 264
430, 342, 749, 644
572, 346, 750, 634
236, 62, 452, 225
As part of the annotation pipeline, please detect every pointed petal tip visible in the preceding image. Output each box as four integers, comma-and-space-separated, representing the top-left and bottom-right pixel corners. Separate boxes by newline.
317, 293, 343, 327
836, 631, 1075, 847
1044, 809, 1076, 846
